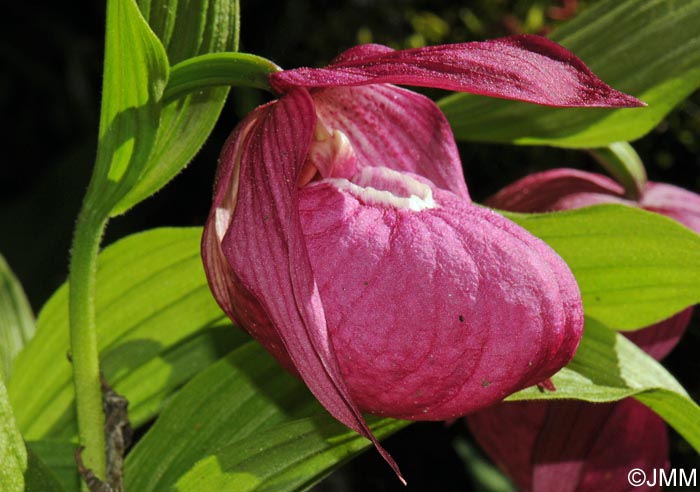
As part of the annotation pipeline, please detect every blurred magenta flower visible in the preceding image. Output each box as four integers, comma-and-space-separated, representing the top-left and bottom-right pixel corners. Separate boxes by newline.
487, 168, 700, 358
201, 36, 642, 478
468, 398, 668, 492
465, 168, 700, 491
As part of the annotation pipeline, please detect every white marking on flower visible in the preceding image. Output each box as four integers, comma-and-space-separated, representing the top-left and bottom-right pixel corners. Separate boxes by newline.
325, 166, 437, 211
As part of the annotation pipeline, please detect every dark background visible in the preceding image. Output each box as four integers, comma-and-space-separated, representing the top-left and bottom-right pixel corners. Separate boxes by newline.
2, 0, 699, 490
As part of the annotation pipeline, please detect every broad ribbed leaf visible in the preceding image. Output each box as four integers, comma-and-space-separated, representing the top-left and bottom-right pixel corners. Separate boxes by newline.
0, 379, 26, 492
25, 442, 76, 492
86, 0, 168, 218
440, 0, 700, 147
509, 318, 700, 452
506, 204, 700, 329
111, 0, 239, 215
8, 228, 241, 441
0, 254, 34, 382
172, 416, 406, 492
125, 341, 408, 492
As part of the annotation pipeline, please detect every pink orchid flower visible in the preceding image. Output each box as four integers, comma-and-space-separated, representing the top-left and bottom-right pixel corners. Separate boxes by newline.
201, 36, 643, 480
465, 168, 700, 491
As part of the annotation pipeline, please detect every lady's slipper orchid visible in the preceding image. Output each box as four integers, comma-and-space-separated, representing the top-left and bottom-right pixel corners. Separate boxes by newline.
201, 36, 643, 479
464, 168, 700, 492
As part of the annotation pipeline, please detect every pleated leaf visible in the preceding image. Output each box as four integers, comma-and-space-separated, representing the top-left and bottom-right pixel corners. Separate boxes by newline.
0, 254, 34, 382
0, 379, 26, 492
85, 0, 168, 219
110, 0, 239, 215
8, 228, 242, 441
125, 341, 408, 492
507, 204, 700, 329
25, 441, 77, 492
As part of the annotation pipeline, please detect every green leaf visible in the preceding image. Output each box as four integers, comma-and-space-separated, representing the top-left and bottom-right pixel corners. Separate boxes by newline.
112, 0, 240, 215
590, 142, 647, 200
509, 318, 700, 452
86, 0, 169, 219
24, 443, 68, 492
125, 341, 408, 492
0, 378, 26, 492
506, 205, 700, 329
440, 0, 700, 148
9, 228, 242, 441
0, 254, 35, 382
173, 416, 405, 492
25, 442, 76, 492
453, 438, 515, 492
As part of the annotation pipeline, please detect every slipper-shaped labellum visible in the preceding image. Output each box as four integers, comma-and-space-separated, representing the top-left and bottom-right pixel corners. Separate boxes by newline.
465, 169, 700, 491
201, 35, 643, 481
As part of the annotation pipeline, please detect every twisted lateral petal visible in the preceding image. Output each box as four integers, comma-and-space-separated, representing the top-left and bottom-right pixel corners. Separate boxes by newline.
467, 399, 668, 492
312, 85, 469, 199
202, 104, 301, 373
298, 172, 582, 420
204, 88, 404, 482
271, 35, 644, 108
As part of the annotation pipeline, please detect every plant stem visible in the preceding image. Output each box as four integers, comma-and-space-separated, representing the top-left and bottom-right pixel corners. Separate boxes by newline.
69, 205, 108, 484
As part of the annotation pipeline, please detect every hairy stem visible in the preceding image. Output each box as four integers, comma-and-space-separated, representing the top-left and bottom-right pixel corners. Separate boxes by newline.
69, 205, 108, 485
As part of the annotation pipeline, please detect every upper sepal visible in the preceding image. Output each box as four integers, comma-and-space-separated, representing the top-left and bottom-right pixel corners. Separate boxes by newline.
271, 35, 644, 108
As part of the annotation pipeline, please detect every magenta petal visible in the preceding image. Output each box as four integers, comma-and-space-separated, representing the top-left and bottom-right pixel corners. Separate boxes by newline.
485, 168, 627, 212
625, 308, 693, 360
203, 88, 404, 481
641, 182, 700, 232
487, 168, 700, 234
200, 108, 295, 362
271, 35, 644, 108
578, 400, 669, 492
330, 43, 395, 64
468, 399, 668, 492
298, 171, 582, 420
312, 84, 470, 199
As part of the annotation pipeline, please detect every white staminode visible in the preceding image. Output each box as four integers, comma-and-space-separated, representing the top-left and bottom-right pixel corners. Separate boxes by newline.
326, 166, 437, 211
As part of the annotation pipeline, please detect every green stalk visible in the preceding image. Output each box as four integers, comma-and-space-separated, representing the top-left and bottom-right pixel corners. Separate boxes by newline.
69, 204, 108, 484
